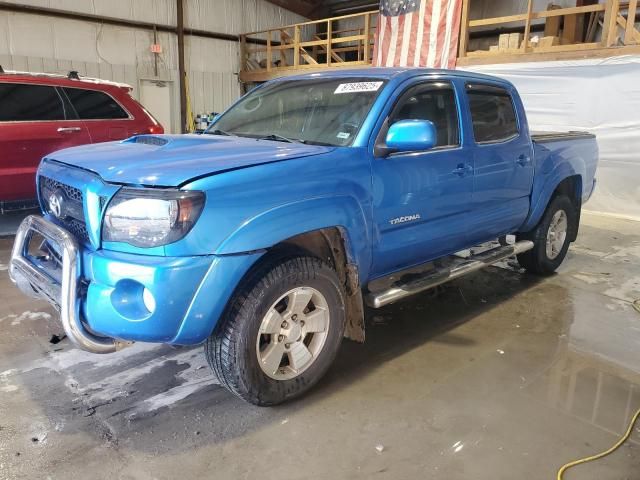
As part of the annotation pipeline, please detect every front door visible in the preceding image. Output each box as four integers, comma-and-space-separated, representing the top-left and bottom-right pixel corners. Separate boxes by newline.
370, 81, 472, 277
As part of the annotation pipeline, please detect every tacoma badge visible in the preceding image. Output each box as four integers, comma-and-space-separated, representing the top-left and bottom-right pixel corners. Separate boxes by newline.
389, 214, 421, 225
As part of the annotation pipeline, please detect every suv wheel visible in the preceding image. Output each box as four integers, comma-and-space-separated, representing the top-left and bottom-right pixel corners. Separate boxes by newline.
205, 255, 345, 406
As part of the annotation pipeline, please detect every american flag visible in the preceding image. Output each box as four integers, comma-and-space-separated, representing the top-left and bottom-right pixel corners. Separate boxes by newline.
372, 0, 463, 69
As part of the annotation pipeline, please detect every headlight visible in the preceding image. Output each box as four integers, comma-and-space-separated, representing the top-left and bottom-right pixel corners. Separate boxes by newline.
103, 188, 205, 247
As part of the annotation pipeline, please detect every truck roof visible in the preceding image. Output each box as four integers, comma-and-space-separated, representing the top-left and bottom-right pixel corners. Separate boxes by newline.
272, 67, 511, 87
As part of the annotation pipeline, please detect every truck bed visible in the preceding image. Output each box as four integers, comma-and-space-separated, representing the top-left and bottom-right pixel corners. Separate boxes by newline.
531, 131, 595, 143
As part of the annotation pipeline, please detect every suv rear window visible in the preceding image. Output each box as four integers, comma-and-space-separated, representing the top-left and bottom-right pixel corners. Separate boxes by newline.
63, 88, 129, 120
0, 83, 65, 121
466, 84, 518, 143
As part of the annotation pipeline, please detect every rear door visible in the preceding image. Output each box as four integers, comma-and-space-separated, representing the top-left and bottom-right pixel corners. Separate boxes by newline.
61, 87, 134, 142
464, 83, 534, 243
0, 82, 91, 201
370, 80, 472, 276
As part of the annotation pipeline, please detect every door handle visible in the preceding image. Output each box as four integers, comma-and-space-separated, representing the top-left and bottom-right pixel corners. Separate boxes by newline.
517, 154, 531, 166
57, 127, 82, 133
452, 163, 473, 176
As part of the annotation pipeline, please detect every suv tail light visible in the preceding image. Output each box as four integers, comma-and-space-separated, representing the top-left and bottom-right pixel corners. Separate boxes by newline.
147, 124, 164, 134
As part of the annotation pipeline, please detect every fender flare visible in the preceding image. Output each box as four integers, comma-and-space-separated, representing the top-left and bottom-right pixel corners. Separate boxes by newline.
521, 158, 584, 233
215, 195, 372, 279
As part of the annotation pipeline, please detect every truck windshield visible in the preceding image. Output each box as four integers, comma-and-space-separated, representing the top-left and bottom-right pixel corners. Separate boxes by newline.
208, 78, 386, 146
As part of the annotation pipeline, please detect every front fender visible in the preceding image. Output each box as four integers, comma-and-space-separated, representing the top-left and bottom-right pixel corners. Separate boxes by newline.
215, 195, 371, 279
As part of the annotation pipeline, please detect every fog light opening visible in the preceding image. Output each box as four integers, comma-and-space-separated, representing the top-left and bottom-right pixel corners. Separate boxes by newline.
142, 288, 156, 314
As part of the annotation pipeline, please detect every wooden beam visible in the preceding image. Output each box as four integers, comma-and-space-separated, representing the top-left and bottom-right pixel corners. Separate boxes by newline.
469, 14, 528, 27
467, 4, 605, 27
602, 0, 620, 46
535, 4, 605, 17
363, 11, 371, 62
294, 25, 300, 67
625, 0, 639, 43
279, 30, 287, 66
327, 19, 333, 65
457, 44, 640, 66
266, 33, 272, 71
522, 0, 534, 51
459, 0, 470, 57
331, 34, 367, 43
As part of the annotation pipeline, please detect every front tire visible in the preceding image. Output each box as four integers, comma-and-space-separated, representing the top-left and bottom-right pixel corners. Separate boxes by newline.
517, 195, 577, 275
205, 255, 346, 406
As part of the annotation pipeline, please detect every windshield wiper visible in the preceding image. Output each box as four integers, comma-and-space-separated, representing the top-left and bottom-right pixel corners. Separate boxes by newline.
206, 129, 234, 136
256, 134, 301, 144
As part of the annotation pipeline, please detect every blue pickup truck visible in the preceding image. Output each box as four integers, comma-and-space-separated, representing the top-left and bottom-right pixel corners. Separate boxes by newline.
10, 68, 598, 405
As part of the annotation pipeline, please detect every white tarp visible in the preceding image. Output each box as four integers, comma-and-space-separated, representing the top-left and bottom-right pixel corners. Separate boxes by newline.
463, 55, 640, 221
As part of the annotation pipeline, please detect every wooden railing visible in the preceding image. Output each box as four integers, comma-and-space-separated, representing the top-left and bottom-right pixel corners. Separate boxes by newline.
459, 0, 640, 64
239, 1, 640, 80
239, 10, 377, 82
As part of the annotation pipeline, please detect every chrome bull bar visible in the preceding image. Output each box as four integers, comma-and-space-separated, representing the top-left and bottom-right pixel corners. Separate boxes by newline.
9, 215, 129, 354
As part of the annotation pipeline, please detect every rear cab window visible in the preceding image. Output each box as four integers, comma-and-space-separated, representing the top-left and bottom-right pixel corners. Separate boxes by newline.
0, 83, 65, 121
466, 83, 519, 143
62, 88, 129, 120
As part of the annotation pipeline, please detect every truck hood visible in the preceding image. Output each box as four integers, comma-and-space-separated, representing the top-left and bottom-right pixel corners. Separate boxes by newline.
46, 134, 334, 187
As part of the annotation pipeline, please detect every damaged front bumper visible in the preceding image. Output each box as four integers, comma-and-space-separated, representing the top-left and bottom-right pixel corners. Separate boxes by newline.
9, 215, 130, 353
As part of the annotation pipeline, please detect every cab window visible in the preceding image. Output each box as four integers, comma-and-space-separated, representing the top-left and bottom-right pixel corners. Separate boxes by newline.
466, 84, 518, 143
389, 82, 460, 148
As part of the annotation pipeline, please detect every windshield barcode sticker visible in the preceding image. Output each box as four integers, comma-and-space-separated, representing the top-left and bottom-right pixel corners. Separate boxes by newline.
334, 82, 383, 94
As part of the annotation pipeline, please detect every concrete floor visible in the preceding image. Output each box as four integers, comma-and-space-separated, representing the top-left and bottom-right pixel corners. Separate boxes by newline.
0, 212, 639, 480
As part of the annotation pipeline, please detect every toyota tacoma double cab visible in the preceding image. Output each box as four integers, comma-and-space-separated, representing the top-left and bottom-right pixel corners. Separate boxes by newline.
10, 68, 598, 405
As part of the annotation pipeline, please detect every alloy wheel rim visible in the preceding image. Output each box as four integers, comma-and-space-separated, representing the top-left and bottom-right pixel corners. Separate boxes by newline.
256, 286, 330, 380
546, 209, 568, 260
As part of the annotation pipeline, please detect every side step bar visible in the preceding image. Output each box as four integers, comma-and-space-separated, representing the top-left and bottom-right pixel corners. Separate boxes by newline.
365, 240, 534, 308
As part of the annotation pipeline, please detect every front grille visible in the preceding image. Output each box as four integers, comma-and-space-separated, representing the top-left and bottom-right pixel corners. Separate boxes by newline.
40, 177, 82, 203
39, 176, 89, 244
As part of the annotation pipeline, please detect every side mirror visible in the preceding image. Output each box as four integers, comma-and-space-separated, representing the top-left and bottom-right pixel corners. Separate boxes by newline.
385, 119, 437, 153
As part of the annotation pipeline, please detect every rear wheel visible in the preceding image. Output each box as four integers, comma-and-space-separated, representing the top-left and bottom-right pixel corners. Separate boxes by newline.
517, 195, 577, 275
205, 255, 345, 406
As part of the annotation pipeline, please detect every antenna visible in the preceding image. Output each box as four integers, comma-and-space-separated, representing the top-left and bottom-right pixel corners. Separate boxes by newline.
68, 70, 80, 80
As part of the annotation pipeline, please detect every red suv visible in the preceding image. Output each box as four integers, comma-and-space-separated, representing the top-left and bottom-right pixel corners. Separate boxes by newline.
0, 70, 163, 212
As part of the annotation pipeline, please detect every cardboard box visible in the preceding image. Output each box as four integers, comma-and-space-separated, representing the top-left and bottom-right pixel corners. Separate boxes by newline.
538, 36, 559, 48
498, 33, 510, 50
509, 32, 523, 49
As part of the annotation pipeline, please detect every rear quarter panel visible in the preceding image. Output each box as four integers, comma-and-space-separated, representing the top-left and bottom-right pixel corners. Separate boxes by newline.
522, 136, 598, 232
82, 86, 161, 142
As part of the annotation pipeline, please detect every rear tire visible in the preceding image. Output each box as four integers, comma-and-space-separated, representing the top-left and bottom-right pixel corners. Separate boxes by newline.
205, 255, 345, 406
516, 195, 577, 275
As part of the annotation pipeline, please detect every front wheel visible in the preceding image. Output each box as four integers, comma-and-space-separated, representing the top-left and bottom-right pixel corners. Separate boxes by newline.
517, 195, 577, 275
205, 256, 346, 406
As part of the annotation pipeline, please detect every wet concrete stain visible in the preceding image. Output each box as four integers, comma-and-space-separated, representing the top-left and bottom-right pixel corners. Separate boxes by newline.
0, 212, 639, 479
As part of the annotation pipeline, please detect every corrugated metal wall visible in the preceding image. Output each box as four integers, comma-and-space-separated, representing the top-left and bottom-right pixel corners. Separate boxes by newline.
0, 0, 306, 133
